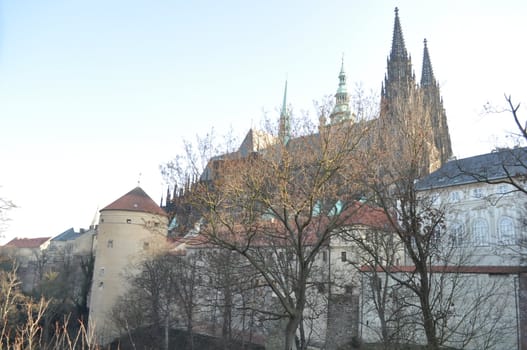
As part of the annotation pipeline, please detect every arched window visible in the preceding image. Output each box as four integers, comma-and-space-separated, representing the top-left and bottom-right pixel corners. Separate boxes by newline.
450, 221, 465, 246
498, 216, 515, 245
473, 218, 489, 246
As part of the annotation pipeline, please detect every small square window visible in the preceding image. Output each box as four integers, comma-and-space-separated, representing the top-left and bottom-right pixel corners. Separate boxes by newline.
107, 240, 114, 248
126, 219, 132, 224
143, 242, 150, 250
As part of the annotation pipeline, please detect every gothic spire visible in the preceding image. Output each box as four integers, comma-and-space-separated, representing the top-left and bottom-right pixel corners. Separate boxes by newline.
383, 7, 414, 100
330, 55, 352, 123
278, 80, 290, 144
390, 7, 407, 62
420, 39, 435, 87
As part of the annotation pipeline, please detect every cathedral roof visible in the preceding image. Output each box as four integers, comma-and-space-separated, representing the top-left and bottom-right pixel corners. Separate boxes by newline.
102, 187, 167, 217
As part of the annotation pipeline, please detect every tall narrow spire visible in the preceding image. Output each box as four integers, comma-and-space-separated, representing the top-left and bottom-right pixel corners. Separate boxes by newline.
382, 7, 414, 100
278, 80, 290, 145
390, 7, 407, 61
420, 38, 453, 165
420, 39, 435, 87
330, 54, 352, 124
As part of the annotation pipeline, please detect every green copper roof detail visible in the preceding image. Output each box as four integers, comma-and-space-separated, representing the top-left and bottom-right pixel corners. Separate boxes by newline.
337, 54, 348, 95
331, 55, 351, 123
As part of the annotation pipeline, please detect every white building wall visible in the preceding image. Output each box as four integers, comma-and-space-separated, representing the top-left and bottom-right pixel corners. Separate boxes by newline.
360, 271, 518, 349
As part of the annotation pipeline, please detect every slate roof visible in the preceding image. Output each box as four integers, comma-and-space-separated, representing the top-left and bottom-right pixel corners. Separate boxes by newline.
51, 228, 82, 242
416, 147, 527, 190
102, 187, 167, 217
4, 237, 51, 249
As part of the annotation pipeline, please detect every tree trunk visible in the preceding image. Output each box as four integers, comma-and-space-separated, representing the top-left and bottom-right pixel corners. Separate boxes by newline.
284, 314, 301, 350
164, 315, 169, 350
417, 268, 440, 350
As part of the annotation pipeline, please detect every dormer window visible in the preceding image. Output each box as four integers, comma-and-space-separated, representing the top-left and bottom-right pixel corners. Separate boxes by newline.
472, 188, 484, 199
449, 191, 461, 202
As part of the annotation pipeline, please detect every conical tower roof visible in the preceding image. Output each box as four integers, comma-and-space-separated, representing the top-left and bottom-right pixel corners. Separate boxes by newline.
102, 187, 167, 217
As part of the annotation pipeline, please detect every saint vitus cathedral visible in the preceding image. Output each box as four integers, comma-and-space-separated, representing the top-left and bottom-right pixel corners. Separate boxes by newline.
163, 7, 453, 225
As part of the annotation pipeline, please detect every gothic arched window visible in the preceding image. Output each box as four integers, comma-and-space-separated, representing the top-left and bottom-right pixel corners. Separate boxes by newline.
498, 216, 515, 245
473, 218, 489, 246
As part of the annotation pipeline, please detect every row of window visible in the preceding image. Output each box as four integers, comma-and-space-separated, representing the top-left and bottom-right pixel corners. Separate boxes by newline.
106, 239, 150, 249
319, 250, 349, 262
449, 216, 516, 246
448, 184, 511, 203
100, 217, 161, 227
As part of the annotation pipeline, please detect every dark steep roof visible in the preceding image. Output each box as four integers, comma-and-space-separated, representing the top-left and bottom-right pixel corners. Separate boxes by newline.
52, 227, 81, 242
102, 187, 167, 217
416, 147, 527, 190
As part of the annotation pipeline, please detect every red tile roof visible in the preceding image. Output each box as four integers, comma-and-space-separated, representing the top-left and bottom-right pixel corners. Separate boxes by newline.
102, 187, 167, 217
170, 201, 391, 250
360, 265, 527, 274
4, 237, 51, 249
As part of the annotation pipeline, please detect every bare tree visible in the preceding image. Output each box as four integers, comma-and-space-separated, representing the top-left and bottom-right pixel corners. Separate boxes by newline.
344, 227, 411, 349
172, 253, 200, 350
0, 194, 15, 237
196, 247, 265, 349
164, 105, 372, 350
357, 91, 515, 349
111, 253, 178, 349
476, 95, 527, 193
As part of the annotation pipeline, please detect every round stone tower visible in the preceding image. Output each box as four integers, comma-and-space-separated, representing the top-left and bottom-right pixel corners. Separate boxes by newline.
88, 186, 168, 344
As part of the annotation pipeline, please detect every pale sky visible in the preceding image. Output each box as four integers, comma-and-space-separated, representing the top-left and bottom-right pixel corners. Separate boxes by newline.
1, 1, 526, 243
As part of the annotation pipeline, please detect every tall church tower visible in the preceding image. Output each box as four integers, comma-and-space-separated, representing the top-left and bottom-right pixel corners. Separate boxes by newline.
380, 7, 453, 174
420, 39, 453, 166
